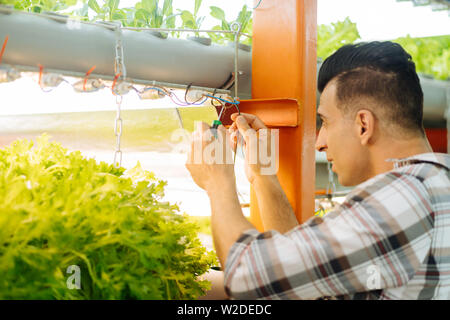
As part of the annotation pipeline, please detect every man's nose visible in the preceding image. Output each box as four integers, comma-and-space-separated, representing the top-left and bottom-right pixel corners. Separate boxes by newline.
315, 128, 327, 152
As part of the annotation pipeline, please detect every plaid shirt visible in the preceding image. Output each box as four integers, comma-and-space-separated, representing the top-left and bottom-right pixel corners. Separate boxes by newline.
224, 153, 450, 300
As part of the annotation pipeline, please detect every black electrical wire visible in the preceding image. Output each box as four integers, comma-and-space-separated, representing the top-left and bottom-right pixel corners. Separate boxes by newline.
184, 82, 193, 104
183, 82, 205, 105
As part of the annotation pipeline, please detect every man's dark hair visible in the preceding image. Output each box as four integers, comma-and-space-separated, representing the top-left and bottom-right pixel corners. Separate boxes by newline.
318, 41, 425, 136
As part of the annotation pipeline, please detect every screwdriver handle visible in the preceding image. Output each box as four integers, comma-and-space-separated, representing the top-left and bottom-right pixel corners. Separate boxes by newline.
212, 119, 222, 129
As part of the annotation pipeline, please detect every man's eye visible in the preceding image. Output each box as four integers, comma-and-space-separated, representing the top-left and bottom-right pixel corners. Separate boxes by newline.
317, 117, 323, 129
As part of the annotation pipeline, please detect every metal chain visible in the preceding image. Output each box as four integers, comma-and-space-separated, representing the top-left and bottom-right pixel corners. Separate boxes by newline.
113, 22, 126, 168
113, 94, 123, 168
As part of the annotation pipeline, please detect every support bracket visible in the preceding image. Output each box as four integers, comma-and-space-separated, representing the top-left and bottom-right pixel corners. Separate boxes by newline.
214, 98, 299, 128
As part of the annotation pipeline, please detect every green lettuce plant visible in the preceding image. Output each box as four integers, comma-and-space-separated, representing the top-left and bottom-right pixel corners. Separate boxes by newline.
178, 0, 205, 37
129, 0, 176, 29
208, 4, 252, 46
317, 17, 361, 60
0, 0, 78, 13
393, 35, 450, 81
83, 0, 177, 32
0, 135, 216, 299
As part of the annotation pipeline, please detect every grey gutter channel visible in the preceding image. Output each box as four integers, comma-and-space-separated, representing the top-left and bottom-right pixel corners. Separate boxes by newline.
0, 8, 252, 99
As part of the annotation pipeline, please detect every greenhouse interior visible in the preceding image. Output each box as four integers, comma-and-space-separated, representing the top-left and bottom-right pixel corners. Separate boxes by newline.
0, 0, 448, 301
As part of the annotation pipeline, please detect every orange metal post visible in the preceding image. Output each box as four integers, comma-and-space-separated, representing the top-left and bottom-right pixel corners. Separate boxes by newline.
249, 0, 317, 230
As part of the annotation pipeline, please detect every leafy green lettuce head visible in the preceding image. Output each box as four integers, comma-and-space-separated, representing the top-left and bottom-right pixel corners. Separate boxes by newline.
0, 134, 216, 299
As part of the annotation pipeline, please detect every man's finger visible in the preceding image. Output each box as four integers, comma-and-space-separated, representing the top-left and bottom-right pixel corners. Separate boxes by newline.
216, 124, 227, 142
234, 115, 256, 144
230, 130, 238, 150
231, 113, 267, 130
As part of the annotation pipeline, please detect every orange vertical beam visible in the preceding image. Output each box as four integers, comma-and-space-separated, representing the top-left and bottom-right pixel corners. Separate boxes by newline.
250, 0, 317, 229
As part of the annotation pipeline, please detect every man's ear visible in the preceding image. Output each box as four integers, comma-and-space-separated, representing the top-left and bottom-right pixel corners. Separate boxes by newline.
354, 110, 375, 145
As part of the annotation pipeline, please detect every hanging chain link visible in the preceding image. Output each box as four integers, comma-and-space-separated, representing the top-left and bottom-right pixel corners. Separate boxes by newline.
113, 22, 126, 168
113, 94, 123, 168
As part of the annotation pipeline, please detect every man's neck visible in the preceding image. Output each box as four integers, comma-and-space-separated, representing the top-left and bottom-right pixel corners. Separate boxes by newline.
371, 136, 433, 176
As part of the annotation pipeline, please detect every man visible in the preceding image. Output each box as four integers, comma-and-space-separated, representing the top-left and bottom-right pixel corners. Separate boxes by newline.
186, 41, 450, 299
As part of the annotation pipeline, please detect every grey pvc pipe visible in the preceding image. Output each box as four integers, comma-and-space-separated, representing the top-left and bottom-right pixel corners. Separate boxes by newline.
419, 76, 450, 123
0, 8, 252, 99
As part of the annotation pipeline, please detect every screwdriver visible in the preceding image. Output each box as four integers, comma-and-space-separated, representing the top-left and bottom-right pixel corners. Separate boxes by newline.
210, 106, 240, 165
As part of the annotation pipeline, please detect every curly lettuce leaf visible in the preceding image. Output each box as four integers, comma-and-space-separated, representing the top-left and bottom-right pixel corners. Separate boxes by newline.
0, 134, 216, 300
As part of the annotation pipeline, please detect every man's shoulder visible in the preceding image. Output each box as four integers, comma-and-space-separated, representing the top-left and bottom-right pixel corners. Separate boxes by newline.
341, 152, 449, 210
385, 152, 449, 192
386, 152, 450, 174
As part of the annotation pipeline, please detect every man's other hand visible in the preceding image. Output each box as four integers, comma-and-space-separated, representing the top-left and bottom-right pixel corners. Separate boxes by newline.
229, 113, 278, 184
186, 121, 235, 193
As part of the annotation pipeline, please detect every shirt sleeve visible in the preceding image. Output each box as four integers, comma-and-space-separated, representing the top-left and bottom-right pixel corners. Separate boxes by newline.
223, 172, 434, 299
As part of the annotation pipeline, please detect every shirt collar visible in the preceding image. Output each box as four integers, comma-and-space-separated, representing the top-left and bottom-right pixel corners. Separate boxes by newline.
385, 152, 450, 170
